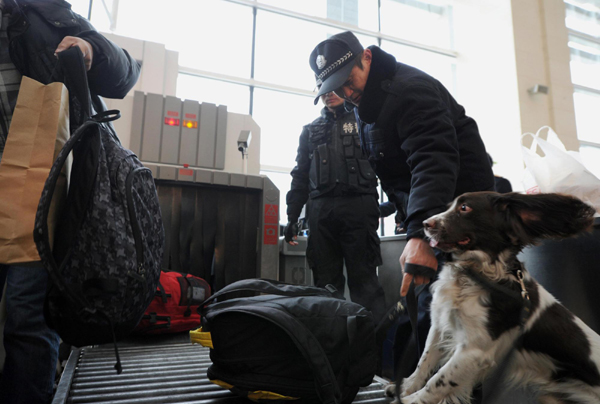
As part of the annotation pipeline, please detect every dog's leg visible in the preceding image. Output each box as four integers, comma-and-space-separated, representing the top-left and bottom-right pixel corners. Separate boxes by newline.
401, 327, 444, 397
401, 345, 492, 404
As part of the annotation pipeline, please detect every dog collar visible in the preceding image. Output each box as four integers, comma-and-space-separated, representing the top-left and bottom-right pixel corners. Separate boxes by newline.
463, 264, 532, 326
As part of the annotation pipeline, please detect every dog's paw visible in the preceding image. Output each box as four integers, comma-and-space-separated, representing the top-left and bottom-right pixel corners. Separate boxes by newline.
400, 391, 429, 404
384, 382, 396, 397
401, 376, 420, 397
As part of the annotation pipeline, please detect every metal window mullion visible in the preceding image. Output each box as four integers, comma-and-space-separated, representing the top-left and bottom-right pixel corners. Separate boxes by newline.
568, 28, 600, 45
377, 0, 382, 47
178, 66, 316, 98
250, 5, 257, 115
580, 140, 600, 148
573, 83, 600, 96
222, 0, 457, 58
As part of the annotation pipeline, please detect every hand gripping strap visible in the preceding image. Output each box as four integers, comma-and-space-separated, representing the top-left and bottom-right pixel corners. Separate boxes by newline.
404, 263, 437, 279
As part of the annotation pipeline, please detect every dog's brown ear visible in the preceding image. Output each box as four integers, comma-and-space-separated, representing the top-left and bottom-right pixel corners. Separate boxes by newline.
494, 192, 596, 245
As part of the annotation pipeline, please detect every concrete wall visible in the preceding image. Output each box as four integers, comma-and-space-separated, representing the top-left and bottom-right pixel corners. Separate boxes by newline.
512, 0, 578, 151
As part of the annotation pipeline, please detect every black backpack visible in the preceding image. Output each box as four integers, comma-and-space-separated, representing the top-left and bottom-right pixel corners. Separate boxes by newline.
191, 279, 377, 404
34, 47, 164, 372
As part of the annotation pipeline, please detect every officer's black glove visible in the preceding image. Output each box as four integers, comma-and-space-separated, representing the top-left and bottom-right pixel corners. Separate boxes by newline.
284, 221, 300, 243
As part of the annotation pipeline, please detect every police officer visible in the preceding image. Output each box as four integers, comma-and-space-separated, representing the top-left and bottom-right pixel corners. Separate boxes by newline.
308, 31, 494, 297
284, 91, 387, 325
307, 31, 495, 398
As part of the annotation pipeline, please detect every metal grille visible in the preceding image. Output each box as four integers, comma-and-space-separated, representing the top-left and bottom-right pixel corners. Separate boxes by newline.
53, 341, 393, 404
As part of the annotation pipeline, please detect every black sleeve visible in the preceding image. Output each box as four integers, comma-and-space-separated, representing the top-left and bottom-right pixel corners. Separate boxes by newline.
379, 201, 396, 218
395, 83, 460, 239
76, 28, 141, 99
286, 126, 311, 222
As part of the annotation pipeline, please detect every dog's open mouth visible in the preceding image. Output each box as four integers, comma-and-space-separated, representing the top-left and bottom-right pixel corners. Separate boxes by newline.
429, 236, 471, 251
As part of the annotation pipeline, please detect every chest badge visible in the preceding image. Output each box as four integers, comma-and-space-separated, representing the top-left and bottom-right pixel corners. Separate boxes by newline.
343, 122, 358, 134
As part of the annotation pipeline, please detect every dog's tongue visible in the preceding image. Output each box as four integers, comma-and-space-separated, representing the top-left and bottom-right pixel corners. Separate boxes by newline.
429, 239, 439, 248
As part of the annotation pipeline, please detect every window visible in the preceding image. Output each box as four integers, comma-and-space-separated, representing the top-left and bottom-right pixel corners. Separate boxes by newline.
252, 88, 321, 169
380, 0, 453, 50
381, 40, 456, 93
573, 88, 600, 143
565, 0, 600, 37
86, 0, 457, 229
565, 0, 600, 174
115, 0, 253, 78
259, 0, 379, 31
580, 145, 600, 178
254, 10, 377, 91
569, 35, 600, 91
69, 0, 91, 19
176, 74, 251, 115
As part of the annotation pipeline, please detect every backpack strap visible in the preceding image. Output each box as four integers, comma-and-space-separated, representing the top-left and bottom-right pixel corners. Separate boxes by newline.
55, 46, 93, 122
34, 119, 99, 310
35, 49, 121, 312
212, 305, 343, 404
201, 279, 344, 404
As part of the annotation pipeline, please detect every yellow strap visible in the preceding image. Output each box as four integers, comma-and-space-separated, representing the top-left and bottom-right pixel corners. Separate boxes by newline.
247, 390, 299, 401
189, 327, 213, 349
210, 380, 299, 401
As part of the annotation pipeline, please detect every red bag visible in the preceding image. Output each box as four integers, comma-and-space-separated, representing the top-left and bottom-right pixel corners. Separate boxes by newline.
135, 271, 211, 334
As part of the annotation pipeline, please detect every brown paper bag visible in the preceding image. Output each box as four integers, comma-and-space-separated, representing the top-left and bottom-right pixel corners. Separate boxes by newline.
0, 76, 70, 264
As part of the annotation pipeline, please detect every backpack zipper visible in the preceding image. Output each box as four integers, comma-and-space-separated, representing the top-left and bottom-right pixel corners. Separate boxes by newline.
125, 166, 152, 278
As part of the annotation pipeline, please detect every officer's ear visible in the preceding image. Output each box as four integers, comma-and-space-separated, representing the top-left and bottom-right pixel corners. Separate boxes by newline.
362, 49, 372, 69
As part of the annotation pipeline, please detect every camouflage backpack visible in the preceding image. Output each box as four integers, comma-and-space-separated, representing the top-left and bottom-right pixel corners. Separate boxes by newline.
34, 47, 164, 373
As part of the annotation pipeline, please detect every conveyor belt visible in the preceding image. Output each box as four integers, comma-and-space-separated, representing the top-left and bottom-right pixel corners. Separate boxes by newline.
52, 339, 393, 404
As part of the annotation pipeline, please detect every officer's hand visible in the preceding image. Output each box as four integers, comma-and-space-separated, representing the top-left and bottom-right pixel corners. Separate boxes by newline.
399, 238, 437, 296
55, 36, 94, 71
284, 222, 300, 246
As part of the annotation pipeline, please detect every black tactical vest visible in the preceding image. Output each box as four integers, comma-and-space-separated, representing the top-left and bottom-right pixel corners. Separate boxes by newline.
307, 108, 377, 198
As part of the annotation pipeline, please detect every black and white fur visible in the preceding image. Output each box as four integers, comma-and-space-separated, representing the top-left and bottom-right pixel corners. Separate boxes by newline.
398, 192, 600, 404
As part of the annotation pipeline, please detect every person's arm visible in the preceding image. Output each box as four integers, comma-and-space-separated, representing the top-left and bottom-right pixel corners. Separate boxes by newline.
56, 15, 140, 99
285, 126, 311, 245
395, 83, 461, 295
379, 201, 396, 218
76, 30, 141, 99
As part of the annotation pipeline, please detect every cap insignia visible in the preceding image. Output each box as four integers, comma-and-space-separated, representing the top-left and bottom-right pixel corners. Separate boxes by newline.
316, 55, 327, 70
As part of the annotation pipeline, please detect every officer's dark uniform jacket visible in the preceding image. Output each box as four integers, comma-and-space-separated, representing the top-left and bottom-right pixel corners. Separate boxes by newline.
6, 0, 140, 128
286, 105, 378, 222
356, 46, 494, 239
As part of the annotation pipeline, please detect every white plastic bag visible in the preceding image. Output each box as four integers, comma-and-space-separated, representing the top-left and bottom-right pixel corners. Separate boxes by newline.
521, 126, 600, 214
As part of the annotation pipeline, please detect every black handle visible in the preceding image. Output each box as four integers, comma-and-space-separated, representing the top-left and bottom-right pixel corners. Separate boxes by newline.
56, 46, 93, 122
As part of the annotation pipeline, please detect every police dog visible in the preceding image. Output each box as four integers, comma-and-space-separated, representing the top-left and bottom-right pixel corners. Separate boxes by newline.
397, 192, 600, 404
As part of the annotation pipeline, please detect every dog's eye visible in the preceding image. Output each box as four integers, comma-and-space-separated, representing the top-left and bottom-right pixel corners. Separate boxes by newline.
460, 204, 472, 213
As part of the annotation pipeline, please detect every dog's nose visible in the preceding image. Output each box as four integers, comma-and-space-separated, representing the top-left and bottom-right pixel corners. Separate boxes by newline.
423, 219, 436, 229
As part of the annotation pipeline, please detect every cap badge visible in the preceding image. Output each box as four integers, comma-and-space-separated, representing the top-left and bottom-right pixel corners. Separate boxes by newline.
316, 55, 327, 70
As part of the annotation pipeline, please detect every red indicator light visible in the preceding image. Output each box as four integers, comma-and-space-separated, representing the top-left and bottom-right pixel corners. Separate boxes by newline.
183, 120, 198, 129
164, 117, 180, 126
